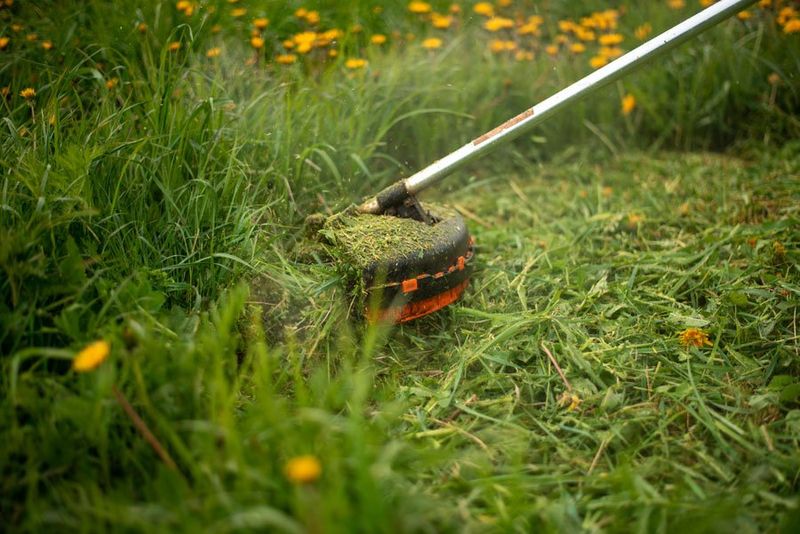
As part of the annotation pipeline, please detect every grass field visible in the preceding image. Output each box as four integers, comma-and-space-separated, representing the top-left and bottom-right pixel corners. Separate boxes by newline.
2, 0, 800, 532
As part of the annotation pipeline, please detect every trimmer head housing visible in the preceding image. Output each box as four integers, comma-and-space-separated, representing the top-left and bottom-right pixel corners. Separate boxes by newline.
322, 203, 473, 323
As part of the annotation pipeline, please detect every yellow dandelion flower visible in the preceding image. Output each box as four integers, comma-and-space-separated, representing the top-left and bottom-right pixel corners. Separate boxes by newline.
41, 40, 53, 50
450, 4, 461, 14
570, 42, 586, 54
284, 455, 321, 484
545, 44, 558, 56
253, 17, 269, 30
11, 24, 23, 33
350, 24, 363, 34
231, 7, 247, 17
555, 34, 569, 44
293, 32, 316, 53
602, 186, 613, 197
514, 50, 534, 61
294, 31, 317, 45
598, 7, 618, 23
484, 17, 514, 32
206, 47, 221, 58
758, 0, 770, 6
20, 87, 36, 99
575, 28, 596, 41
136, 22, 148, 34
345, 57, 367, 69
599, 46, 624, 59
294, 7, 307, 18
304, 11, 320, 24
431, 13, 453, 29
328, 49, 338, 57
26, 33, 37, 42
626, 213, 644, 229
72, 340, 110, 372
370, 34, 387, 45
737, 10, 752, 20
105, 77, 119, 89
177, 1, 195, 16
558, 20, 577, 33
621, 94, 636, 115
168, 41, 181, 52
700, 0, 714, 6
778, 8, 798, 26
634, 23, 652, 40
668, 0, 685, 9
1, 86, 9, 97
322, 29, 343, 41
283, 39, 295, 49
498, 0, 512, 6
488, 39, 516, 53
250, 36, 264, 49
421, 37, 442, 49
473, 2, 494, 17
784, 19, 800, 33
589, 55, 607, 68
276, 53, 297, 64
679, 327, 712, 348
211, 24, 222, 34
0, 36, 9, 50
408, 1, 432, 14
517, 22, 541, 36
598, 33, 623, 45
558, 391, 582, 412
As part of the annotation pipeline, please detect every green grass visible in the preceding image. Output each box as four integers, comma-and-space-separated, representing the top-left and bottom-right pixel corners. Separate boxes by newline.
2, 0, 800, 532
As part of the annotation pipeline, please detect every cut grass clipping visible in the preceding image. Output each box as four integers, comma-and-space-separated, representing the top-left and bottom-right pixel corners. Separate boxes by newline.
321, 205, 462, 273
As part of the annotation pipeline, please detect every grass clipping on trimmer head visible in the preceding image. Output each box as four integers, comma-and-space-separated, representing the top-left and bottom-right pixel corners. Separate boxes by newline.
320, 204, 460, 271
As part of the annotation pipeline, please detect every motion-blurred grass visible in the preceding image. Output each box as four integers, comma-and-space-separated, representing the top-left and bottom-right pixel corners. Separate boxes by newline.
1, 0, 799, 531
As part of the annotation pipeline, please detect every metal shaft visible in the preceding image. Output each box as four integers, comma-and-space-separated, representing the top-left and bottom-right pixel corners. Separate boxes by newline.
360, 0, 756, 214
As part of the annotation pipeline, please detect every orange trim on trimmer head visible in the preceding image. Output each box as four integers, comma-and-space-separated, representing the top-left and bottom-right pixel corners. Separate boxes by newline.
350, 204, 474, 324
375, 278, 470, 324
367, 235, 474, 324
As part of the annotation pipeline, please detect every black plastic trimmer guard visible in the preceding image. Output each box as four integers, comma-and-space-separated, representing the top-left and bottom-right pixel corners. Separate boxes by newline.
363, 205, 474, 317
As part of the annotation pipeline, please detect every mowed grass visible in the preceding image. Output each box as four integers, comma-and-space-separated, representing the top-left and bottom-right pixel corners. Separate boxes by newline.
255, 147, 800, 532
385, 147, 800, 531
2, 0, 800, 532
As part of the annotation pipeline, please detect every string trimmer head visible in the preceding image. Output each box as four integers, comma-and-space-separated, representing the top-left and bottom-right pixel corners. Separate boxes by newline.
320, 202, 474, 323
